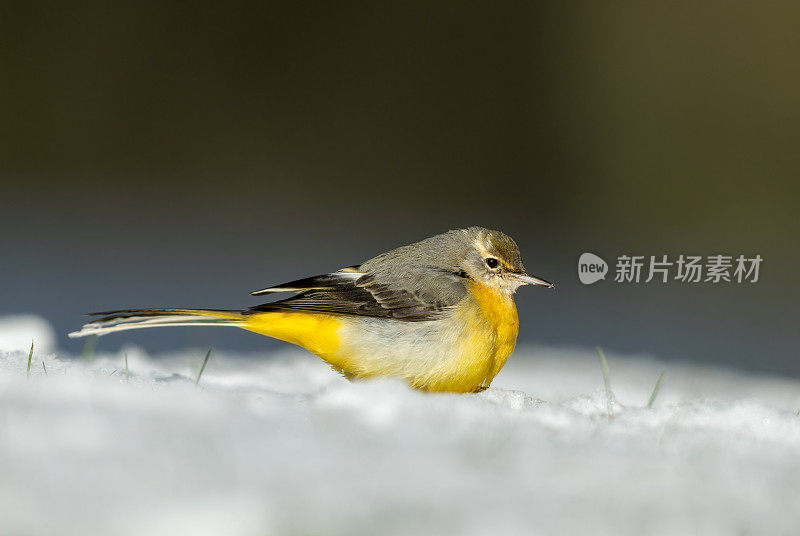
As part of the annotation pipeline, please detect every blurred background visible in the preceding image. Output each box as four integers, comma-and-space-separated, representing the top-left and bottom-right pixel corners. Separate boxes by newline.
1, 2, 798, 375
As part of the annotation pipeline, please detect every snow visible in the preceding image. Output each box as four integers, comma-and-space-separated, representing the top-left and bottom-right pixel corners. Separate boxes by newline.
0, 314, 56, 354
1, 315, 799, 535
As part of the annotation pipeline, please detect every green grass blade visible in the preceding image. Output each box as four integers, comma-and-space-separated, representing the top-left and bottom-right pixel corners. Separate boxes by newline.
647, 371, 666, 408
81, 335, 99, 362
195, 348, 212, 386
26, 339, 34, 381
596, 346, 612, 419
596, 346, 611, 392
42, 361, 47, 376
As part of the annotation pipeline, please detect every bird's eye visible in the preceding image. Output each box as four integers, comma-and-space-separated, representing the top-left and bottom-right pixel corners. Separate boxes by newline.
485, 257, 499, 269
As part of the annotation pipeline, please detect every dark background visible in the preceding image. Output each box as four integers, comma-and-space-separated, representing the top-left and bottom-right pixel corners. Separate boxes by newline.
2, 2, 798, 375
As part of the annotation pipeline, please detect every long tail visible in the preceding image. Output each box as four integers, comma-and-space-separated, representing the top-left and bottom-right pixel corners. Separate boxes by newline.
68, 308, 246, 338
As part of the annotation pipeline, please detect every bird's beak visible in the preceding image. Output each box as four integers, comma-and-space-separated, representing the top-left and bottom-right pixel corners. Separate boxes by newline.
512, 273, 554, 288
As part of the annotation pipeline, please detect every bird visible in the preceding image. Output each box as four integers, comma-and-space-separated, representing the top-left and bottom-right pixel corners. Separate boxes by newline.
69, 227, 553, 393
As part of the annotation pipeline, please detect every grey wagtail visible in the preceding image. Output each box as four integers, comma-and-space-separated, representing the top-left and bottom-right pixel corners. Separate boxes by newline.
70, 227, 553, 393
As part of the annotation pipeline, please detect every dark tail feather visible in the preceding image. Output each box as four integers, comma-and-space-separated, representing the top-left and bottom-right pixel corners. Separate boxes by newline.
68, 308, 244, 338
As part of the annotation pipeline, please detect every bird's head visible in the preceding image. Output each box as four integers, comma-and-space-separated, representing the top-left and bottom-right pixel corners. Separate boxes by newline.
459, 227, 553, 294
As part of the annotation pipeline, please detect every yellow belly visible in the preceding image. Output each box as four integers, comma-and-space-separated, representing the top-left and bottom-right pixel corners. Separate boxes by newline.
243, 310, 343, 364
438, 281, 519, 391
241, 283, 519, 393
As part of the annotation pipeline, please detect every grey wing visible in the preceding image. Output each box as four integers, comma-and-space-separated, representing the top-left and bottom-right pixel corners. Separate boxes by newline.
248, 268, 467, 321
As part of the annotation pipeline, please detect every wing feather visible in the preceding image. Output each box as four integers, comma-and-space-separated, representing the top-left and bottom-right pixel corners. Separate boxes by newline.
250, 271, 362, 295
248, 269, 464, 321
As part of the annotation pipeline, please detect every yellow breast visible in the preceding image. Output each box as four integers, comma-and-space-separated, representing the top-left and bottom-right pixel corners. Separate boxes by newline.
453, 280, 520, 389
241, 282, 520, 393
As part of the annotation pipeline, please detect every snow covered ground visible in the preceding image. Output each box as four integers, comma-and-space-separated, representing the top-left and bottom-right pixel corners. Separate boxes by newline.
1, 315, 799, 535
